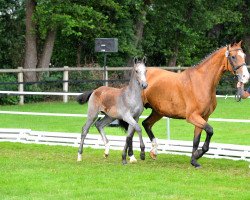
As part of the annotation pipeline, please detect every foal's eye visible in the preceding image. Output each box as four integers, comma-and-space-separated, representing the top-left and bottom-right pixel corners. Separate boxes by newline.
232, 56, 236, 60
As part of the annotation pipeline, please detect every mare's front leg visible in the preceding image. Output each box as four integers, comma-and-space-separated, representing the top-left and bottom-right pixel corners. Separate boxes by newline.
191, 123, 213, 168
188, 115, 213, 168
142, 110, 163, 159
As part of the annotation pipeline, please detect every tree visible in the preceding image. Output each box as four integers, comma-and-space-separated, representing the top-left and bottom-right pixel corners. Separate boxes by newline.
0, 0, 25, 69
142, 0, 243, 66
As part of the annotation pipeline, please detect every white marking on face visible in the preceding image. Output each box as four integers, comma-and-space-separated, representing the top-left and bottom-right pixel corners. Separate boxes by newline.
238, 50, 245, 59
238, 65, 250, 84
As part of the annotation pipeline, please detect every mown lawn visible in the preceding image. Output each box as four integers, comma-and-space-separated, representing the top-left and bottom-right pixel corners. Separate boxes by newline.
0, 142, 249, 200
0, 98, 250, 145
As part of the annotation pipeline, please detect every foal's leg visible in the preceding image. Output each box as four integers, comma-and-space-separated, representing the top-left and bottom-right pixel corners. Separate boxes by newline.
122, 125, 136, 165
122, 115, 145, 164
77, 117, 96, 161
77, 105, 98, 161
142, 110, 163, 159
95, 115, 114, 158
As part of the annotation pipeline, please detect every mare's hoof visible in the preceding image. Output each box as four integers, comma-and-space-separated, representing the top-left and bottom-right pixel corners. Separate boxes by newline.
191, 160, 201, 168
103, 153, 109, 158
140, 152, 145, 160
150, 151, 157, 160
195, 165, 202, 169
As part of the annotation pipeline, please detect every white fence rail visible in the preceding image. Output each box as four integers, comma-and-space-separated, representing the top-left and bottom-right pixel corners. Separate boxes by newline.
0, 128, 249, 162
1, 110, 250, 143
1, 65, 247, 104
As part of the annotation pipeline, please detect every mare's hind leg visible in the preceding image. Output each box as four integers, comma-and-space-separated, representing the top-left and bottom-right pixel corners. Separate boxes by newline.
142, 110, 163, 159
95, 115, 114, 158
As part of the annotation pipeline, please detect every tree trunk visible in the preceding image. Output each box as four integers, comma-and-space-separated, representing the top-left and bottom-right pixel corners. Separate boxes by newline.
38, 29, 56, 69
24, 0, 37, 82
125, 8, 147, 79
76, 42, 83, 67
167, 45, 179, 67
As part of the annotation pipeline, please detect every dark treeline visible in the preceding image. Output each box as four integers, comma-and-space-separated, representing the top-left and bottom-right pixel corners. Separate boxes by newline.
0, 0, 250, 84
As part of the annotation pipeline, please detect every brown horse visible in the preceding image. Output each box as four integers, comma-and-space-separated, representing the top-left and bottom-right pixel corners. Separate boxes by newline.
141, 41, 249, 168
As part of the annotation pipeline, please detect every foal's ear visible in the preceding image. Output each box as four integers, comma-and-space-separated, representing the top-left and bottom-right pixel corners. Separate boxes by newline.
142, 56, 147, 64
133, 57, 138, 64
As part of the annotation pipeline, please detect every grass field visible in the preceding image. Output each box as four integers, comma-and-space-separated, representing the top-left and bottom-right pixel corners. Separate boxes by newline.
0, 142, 249, 200
0, 98, 250, 145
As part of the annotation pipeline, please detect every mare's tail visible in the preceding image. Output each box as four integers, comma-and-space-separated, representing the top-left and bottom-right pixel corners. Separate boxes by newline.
77, 91, 93, 104
118, 120, 129, 132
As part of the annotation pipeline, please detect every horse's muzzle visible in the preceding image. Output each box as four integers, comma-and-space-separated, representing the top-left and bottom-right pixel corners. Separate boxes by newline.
142, 82, 148, 89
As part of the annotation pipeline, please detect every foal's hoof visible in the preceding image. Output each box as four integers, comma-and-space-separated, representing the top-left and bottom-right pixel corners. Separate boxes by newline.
103, 153, 109, 158
150, 150, 157, 160
122, 160, 127, 165
77, 154, 82, 162
140, 152, 145, 160
129, 155, 137, 164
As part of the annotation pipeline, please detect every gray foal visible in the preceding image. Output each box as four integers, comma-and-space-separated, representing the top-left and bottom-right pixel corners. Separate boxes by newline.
77, 58, 148, 164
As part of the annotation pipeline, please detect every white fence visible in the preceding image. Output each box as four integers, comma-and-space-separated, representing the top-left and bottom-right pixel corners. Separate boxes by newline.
0, 128, 249, 162
1, 65, 245, 104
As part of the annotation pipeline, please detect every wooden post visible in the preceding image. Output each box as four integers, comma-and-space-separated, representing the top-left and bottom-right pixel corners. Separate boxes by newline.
63, 66, 69, 103
178, 65, 181, 73
18, 67, 24, 105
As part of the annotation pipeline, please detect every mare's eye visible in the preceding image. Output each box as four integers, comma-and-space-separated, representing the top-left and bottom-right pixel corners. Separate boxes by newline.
232, 56, 236, 60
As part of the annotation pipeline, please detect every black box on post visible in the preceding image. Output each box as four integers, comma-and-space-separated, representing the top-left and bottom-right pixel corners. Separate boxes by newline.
95, 38, 118, 52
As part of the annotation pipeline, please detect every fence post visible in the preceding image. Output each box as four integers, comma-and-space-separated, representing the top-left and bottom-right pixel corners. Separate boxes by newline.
63, 66, 69, 103
166, 117, 170, 140
18, 67, 24, 105
178, 65, 181, 73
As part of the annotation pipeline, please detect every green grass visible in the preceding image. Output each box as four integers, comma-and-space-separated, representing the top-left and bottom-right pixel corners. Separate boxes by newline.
0, 142, 249, 200
0, 98, 250, 145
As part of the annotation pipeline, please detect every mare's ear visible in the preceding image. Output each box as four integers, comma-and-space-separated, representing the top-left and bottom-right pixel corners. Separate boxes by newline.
237, 40, 243, 47
142, 56, 147, 64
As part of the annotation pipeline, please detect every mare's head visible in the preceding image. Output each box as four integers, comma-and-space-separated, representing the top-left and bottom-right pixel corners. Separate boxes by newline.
133, 56, 148, 89
225, 41, 249, 83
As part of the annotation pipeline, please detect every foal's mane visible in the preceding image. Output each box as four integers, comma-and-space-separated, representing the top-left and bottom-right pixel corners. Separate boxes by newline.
193, 46, 226, 68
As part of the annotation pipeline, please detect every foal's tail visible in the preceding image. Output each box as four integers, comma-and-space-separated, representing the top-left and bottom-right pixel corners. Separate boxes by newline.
118, 120, 129, 132
77, 91, 93, 104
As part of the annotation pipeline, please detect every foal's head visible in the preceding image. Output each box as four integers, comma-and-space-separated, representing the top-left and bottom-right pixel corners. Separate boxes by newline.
133, 57, 148, 89
225, 41, 249, 83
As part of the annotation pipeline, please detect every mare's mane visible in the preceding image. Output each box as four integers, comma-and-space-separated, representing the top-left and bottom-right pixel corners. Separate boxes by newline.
192, 46, 226, 68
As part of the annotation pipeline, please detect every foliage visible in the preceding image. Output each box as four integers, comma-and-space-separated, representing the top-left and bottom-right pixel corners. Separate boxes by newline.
0, 0, 25, 69
1, 0, 250, 104
0, 74, 19, 105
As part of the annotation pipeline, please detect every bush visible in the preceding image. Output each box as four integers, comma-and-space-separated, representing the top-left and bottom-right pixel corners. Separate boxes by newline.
0, 74, 19, 105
